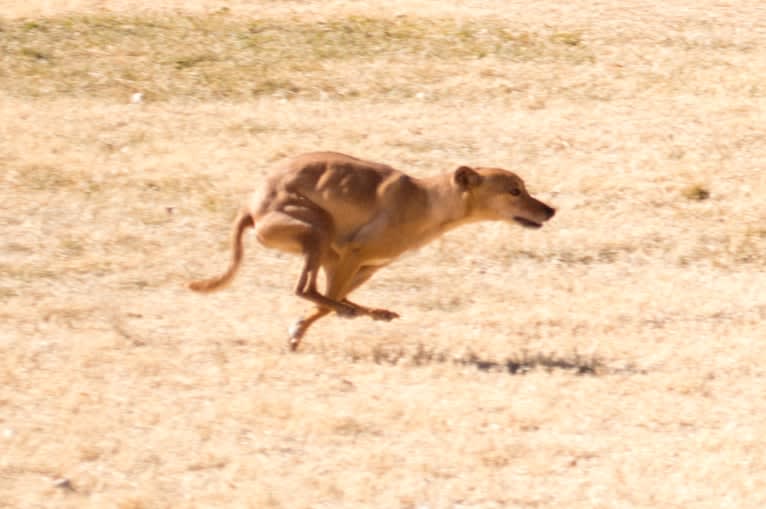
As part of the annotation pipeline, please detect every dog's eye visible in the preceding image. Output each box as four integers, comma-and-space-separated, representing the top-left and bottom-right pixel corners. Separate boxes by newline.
509, 188, 521, 196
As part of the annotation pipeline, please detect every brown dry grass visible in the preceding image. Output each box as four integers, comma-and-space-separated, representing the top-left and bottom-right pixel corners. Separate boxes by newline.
1, 1, 766, 508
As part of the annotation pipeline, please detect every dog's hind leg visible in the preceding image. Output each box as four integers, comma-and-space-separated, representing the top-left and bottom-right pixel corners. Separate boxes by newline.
254, 209, 358, 316
288, 306, 331, 351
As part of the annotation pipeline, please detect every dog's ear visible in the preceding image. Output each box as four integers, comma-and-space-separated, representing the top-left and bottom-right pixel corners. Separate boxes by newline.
454, 166, 482, 190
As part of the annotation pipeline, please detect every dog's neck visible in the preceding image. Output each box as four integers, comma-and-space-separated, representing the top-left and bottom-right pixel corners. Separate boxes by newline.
419, 173, 478, 238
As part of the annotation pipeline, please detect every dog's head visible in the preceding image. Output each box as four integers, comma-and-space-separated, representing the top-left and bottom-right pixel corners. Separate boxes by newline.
453, 166, 555, 228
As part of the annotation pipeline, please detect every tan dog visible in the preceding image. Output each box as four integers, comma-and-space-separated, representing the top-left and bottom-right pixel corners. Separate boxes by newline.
189, 152, 555, 350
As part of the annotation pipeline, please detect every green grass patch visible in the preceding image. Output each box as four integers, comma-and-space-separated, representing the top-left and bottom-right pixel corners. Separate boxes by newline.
0, 14, 593, 100
683, 183, 711, 201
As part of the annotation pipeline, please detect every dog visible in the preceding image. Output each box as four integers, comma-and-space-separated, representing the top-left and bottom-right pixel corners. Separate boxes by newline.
188, 151, 555, 350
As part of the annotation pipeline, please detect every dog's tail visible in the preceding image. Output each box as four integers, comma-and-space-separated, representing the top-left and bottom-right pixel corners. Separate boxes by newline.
188, 210, 254, 293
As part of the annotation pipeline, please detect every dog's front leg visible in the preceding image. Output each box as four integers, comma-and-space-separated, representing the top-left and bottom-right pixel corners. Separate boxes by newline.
342, 299, 400, 321
339, 265, 399, 321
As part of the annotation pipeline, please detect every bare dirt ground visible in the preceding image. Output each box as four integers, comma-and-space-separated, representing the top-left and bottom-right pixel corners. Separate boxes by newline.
1, 1, 765, 508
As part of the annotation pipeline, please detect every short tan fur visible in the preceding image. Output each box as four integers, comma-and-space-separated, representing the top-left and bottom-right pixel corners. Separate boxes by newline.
189, 152, 555, 350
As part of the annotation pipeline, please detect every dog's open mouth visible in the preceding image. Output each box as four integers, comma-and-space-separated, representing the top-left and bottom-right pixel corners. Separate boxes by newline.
513, 217, 543, 229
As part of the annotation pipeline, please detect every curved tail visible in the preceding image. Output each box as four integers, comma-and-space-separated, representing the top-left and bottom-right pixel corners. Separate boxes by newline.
188, 210, 254, 293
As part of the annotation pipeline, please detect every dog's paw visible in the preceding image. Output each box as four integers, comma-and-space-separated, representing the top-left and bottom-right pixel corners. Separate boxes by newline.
288, 320, 304, 340
369, 309, 399, 321
287, 321, 304, 351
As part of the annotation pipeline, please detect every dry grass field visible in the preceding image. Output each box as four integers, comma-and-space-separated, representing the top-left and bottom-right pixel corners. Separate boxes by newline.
2, 1, 766, 507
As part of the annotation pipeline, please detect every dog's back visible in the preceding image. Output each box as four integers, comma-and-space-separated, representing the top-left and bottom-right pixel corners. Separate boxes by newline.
255, 152, 420, 239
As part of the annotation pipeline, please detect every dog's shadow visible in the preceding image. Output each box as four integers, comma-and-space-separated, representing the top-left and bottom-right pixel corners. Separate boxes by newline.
457, 350, 601, 375
345, 342, 633, 376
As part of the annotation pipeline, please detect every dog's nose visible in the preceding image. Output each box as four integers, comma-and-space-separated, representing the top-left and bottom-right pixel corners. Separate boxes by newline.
544, 205, 556, 220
